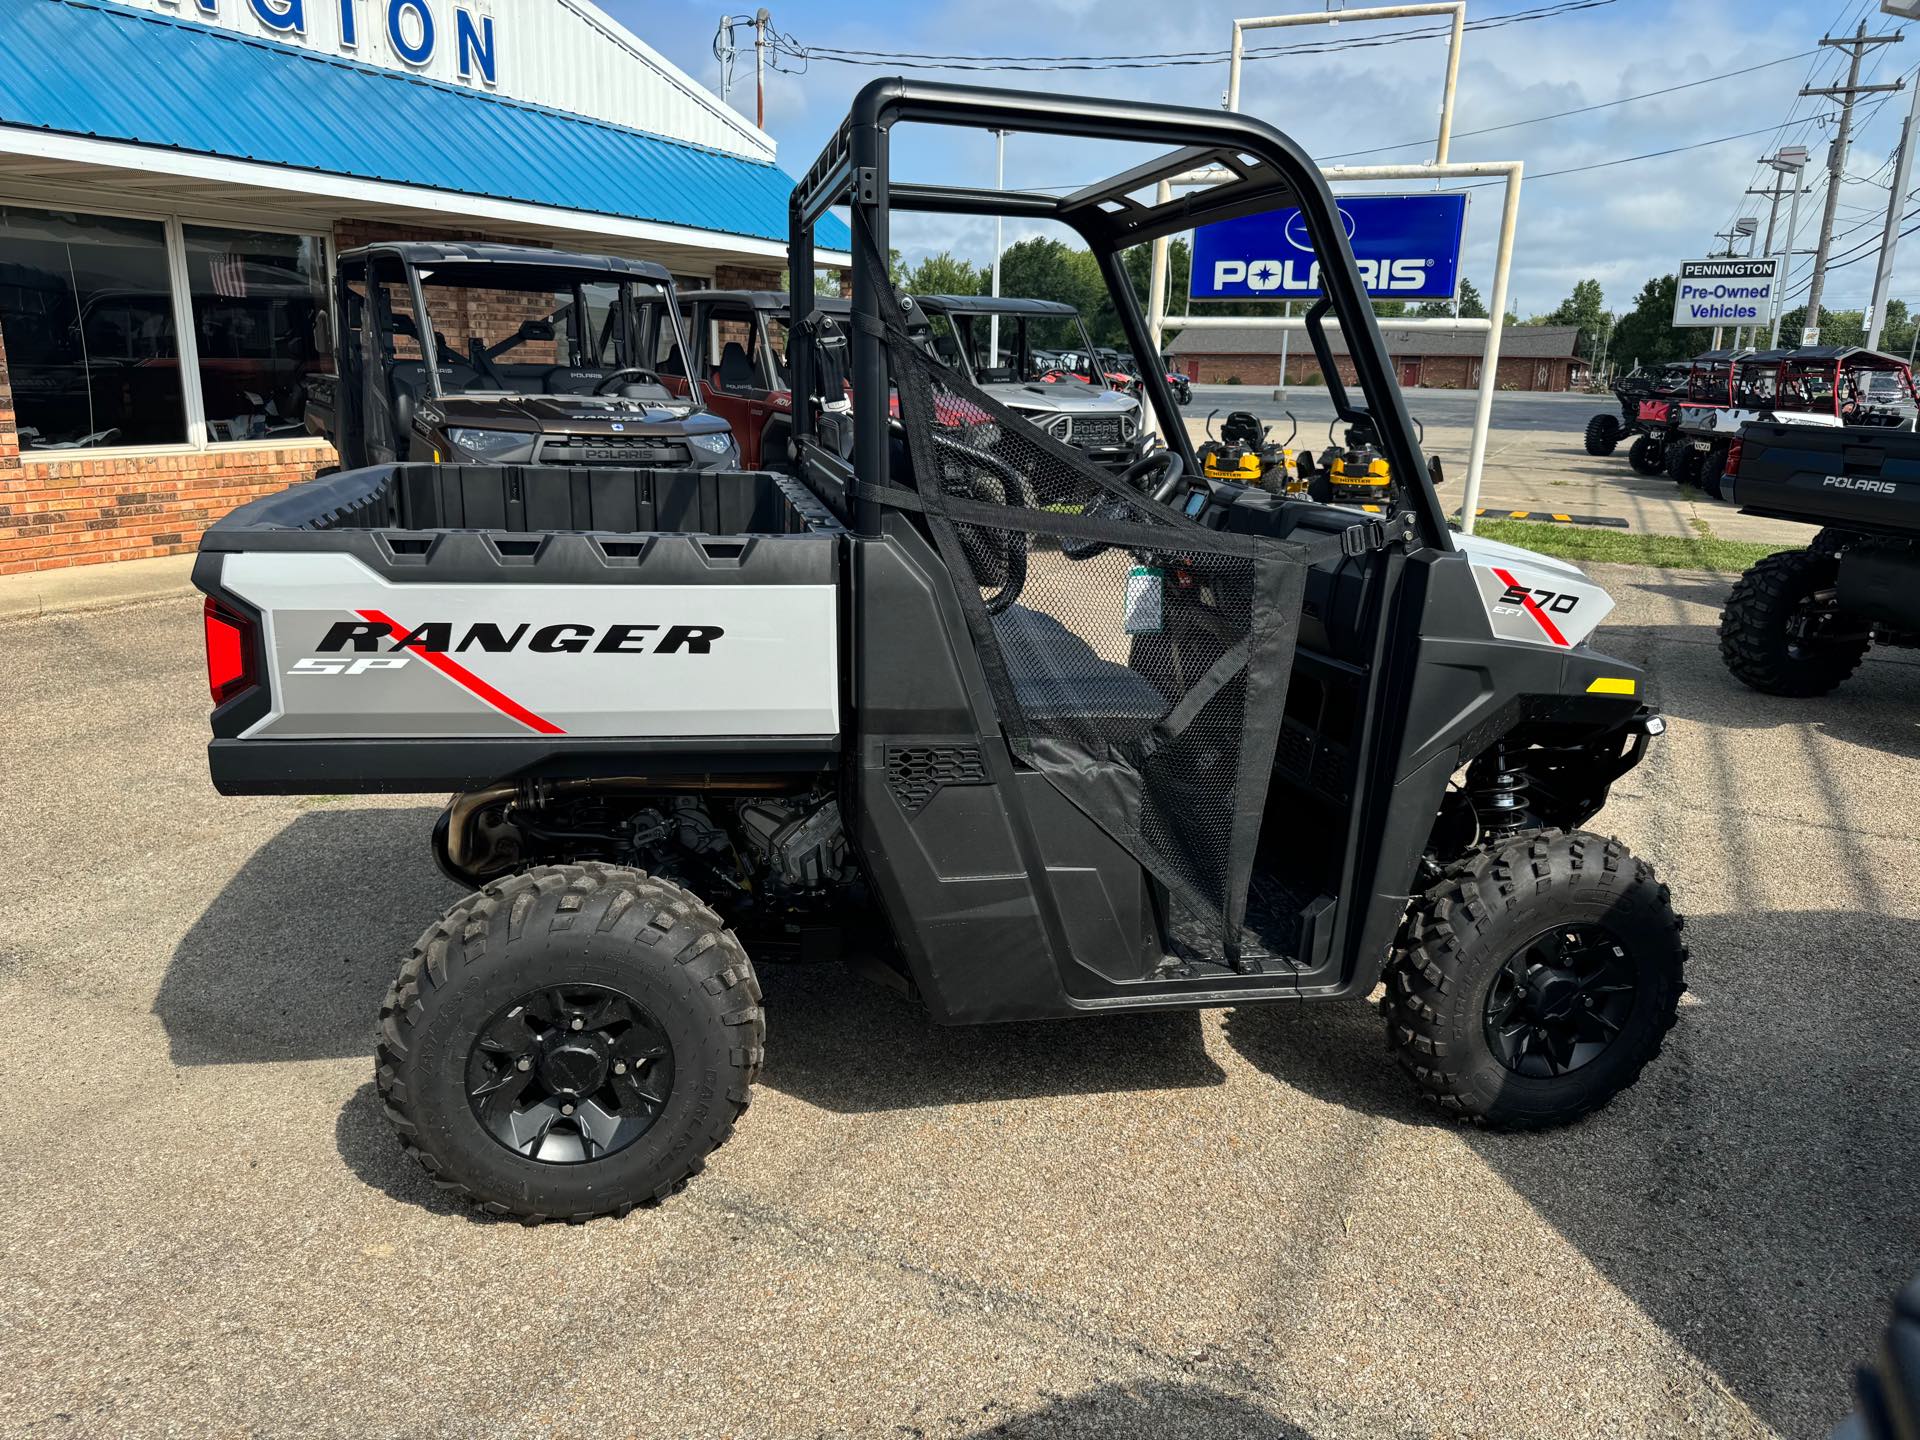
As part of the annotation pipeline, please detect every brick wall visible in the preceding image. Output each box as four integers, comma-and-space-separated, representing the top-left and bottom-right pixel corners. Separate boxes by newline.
714, 263, 783, 292
0, 444, 331, 576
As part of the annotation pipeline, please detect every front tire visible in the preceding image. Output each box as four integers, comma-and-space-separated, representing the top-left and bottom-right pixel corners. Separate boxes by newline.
1719, 549, 1871, 696
1627, 432, 1664, 475
1384, 831, 1686, 1129
376, 863, 763, 1223
1584, 414, 1621, 456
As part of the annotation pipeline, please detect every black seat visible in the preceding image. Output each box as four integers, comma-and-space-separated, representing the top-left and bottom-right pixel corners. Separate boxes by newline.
993, 607, 1165, 731
718, 342, 756, 393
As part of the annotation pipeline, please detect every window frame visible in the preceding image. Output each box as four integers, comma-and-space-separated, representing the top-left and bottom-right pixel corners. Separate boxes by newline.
1, 197, 335, 461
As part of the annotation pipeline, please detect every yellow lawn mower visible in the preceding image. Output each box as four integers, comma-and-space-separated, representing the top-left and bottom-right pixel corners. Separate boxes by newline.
1303, 415, 1423, 513
1197, 409, 1307, 496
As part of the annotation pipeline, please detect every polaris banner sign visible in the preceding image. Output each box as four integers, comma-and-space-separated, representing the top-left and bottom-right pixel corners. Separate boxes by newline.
1672, 258, 1783, 328
1189, 194, 1467, 302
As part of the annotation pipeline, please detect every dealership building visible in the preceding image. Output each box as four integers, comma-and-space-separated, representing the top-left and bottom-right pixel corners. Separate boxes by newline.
1165, 322, 1589, 393
0, 0, 848, 573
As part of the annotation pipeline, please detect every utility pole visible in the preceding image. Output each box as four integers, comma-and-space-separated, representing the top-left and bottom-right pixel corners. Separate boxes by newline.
1867, 69, 1920, 348
990, 130, 1007, 366
753, 8, 770, 130
1710, 224, 1749, 349
1769, 147, 1813, 347
1801, 22, 1903, 339
1748, 170, 1792, 348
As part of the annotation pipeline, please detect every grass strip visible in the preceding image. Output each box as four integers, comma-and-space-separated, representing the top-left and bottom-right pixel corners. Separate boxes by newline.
1463, 517, 1796, 573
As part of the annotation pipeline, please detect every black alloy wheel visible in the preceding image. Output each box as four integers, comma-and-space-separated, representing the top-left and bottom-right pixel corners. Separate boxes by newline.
466, 984, 674, 1164
1481, 924, 1636, 1079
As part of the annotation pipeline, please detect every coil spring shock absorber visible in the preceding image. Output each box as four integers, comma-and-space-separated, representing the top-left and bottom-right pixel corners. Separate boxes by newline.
1468, 744, 1534, 840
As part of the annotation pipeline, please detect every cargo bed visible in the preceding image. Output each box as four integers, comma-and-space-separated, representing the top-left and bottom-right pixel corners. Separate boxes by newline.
1727, 420, 1920, 535
194, 464, 844, 795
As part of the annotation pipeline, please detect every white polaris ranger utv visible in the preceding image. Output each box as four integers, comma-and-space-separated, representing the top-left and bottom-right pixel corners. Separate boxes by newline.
192, 79, 1682, 1223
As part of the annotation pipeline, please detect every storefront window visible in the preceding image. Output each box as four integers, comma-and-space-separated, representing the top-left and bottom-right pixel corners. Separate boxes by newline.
0, 206, 186, 449
182, 226, 327, 443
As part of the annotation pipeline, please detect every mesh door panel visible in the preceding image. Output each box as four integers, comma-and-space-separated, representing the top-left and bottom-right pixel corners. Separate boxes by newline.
881, 299, 1311, 954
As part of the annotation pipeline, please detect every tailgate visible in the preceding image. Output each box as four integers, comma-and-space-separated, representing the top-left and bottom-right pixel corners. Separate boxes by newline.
196, 526, 841, 794
1726, 421, 1920, 531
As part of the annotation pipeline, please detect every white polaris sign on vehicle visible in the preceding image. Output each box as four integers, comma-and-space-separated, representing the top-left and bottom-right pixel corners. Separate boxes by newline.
1672, 258, 1783, 328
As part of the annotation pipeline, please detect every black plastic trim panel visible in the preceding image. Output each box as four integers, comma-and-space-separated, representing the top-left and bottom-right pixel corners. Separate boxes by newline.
208, 736, 840, 795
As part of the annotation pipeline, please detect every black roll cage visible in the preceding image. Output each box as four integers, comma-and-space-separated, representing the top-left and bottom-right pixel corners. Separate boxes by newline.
786, 76, 1449, 551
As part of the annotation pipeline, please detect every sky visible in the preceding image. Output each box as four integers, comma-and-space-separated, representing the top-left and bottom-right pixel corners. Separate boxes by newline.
605, 0, 1920, 324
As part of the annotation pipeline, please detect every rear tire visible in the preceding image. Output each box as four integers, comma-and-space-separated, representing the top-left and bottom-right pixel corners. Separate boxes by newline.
1810, 527, 1864, 557
1665, 441, 1699, 485
1698, 445, 1727, 500
1627, 432, 1664, 475
1584, 414, 1621, 456
1719, 549, 1871, 696
376, 863, 763, 1223
1384, 831, 1686, 1129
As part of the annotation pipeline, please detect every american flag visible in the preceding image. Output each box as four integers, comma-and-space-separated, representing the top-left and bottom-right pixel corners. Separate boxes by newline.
209, 252, 248, 300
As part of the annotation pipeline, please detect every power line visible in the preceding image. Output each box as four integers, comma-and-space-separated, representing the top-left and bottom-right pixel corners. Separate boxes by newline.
1322, 50, 1820, 160
782, 0, 1618, 72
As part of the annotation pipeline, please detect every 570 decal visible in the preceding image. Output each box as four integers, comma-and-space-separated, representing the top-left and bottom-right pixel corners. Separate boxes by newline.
1488, 565, 1579, 648
1497, 582, 1582, 615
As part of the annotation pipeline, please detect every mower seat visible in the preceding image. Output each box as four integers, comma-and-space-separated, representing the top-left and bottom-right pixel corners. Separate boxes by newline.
993, 607, 1165, 731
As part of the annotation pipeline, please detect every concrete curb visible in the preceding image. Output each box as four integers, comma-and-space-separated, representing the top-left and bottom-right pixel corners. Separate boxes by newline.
0, 554, 198, 624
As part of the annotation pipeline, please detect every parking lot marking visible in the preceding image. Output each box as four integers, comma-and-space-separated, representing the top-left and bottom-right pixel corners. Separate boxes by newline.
1473, 508, 1631, 529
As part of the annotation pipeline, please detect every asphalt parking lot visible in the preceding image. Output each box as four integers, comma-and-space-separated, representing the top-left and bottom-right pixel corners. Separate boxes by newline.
4, 418, 1917, 1439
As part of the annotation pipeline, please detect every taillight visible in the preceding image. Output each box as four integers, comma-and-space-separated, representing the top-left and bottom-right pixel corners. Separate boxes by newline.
203, 596, 257, 706
1725, 438, 1743, 477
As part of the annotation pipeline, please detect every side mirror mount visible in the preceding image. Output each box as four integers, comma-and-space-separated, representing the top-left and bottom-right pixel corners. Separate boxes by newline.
1428, 455, 1447, 488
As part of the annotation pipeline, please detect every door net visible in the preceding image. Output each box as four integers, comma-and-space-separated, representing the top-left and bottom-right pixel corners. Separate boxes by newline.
874, 285, 1316, 956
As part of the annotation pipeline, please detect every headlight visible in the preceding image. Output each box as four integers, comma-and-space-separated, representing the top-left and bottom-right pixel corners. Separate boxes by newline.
688, 431, 735, 455
1121, 413, 1138, 440
445, 427, 535, 463
1043, 414, 1072, 441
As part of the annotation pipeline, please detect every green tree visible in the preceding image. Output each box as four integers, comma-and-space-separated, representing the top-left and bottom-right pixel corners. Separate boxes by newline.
1608, 275, 1694, 369
901, 250, 984, 297
999, 235, 1109, 336
1413, 277, 1488, 319
1548, 278, 1610, 357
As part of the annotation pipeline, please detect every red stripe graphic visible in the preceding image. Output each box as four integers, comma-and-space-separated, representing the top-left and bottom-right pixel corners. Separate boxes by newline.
1490, 568, 1571, 648
357, 609, 566, 735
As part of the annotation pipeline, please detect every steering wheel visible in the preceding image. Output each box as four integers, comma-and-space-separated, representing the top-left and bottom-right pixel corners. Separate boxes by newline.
1059, 451, 1188, 563
929, 433, 1031, 614
1122, 448, 1187, 504
593, 367, 654, 395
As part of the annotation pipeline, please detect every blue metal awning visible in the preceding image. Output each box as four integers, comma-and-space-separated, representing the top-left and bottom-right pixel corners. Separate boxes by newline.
0, 0, 849, 252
